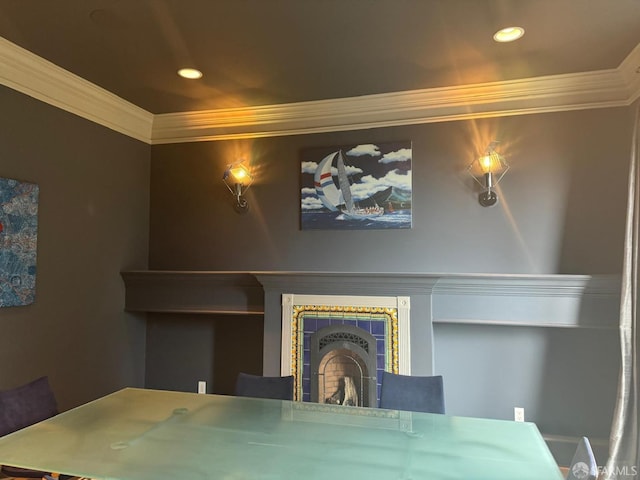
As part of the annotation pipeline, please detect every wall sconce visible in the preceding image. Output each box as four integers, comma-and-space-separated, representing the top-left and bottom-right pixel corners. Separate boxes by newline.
223, 162, 253, 213
467, 142, 509, 207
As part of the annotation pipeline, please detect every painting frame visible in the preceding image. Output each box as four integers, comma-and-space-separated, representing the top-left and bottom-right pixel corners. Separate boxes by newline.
301, 141, 412, 230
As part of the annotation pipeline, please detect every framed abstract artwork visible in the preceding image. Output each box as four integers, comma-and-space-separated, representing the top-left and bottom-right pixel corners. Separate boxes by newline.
0, 177, 39, 307
301, 141, 412, 230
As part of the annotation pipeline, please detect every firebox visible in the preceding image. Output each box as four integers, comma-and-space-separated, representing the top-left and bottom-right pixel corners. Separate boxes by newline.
310, 324, 378, 407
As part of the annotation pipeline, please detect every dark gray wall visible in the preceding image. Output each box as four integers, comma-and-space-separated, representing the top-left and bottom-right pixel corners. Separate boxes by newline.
149, 107, 631, 274
0, 86, 150, 410
434, 323, 619, 460
147, 106, 633, 465
145, 313, 264, 395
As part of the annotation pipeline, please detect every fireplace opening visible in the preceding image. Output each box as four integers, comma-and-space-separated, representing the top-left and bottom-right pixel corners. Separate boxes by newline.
321, 350, 363, 406
310, 324, 377, 407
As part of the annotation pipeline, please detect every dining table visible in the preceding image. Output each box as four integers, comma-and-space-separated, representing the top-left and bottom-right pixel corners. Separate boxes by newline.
0, 387, 564, 480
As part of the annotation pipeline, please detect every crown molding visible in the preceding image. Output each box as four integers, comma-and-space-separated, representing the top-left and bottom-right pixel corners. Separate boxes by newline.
0, 37, 153, 143
1, 36, 639, 145
619, 42, 640, 104
151, 68, 633, 144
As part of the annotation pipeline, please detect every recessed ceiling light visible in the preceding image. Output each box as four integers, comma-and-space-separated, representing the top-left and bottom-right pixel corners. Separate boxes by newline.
493, 27, 525, 43
178, 68, 203, 79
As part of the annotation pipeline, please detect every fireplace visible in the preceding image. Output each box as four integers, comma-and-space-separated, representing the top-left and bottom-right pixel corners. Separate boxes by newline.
311, 324, 378, 407
281, 294, 410, 404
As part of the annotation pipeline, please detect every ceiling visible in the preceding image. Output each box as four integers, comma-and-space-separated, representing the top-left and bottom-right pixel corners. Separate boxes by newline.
1, 0, 640, 143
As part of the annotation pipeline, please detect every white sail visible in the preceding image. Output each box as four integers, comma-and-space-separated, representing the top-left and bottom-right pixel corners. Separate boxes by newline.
337, 151, 384, 219
314, 149, 384, 219
336, 151, 354, 213
314, 151, 343, 211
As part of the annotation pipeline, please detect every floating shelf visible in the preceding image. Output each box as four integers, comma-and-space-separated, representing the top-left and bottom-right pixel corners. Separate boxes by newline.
121, 270, 265, 316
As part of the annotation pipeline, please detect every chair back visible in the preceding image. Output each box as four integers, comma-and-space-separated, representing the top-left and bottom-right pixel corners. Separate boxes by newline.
0, 376, 58, 437
234, 372, 294, 401
379, 371, 445, 414
0, 376, 64, 479
566, 437, 598, 480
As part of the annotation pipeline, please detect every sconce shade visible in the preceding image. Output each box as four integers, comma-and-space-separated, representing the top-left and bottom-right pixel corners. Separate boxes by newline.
467, 143, 509, 207
227, 165, 251, 184
223, 162, 253, 213
478, 150, 503, 174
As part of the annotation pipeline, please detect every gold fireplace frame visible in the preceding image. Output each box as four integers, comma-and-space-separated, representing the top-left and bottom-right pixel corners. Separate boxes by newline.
281, 294, 410, 401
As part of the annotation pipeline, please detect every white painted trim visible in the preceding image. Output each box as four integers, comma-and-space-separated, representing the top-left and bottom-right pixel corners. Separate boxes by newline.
619, 42, 640, 104
281, 294, 294, 376
0, 37, 153, 143
151, 69, 633, 143
280, 294, 411, 377
397, 296, 411, 375
2, 34, 639, 144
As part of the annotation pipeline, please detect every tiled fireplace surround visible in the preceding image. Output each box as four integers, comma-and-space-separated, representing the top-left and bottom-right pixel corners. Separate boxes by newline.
122, 270, 620, 458
280, 293, 410, 405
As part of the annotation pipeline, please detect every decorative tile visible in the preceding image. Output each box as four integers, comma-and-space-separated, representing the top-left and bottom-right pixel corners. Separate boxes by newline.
291, 305, 398, 404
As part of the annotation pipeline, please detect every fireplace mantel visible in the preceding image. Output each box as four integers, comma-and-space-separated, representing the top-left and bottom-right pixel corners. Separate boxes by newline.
121, 270, 620, 329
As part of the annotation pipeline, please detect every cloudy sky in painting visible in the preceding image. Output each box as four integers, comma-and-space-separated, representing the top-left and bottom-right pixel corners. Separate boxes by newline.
301, 142, 412, 210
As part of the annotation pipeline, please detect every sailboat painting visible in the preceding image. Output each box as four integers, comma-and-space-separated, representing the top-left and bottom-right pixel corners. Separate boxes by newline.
301, 141, 412, 230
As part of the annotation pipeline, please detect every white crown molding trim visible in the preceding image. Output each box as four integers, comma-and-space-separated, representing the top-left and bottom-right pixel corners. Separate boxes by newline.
0, 37, 153, 143
151, 68, 635, 144
619, 43, 640, 104
2, 35, 639, 145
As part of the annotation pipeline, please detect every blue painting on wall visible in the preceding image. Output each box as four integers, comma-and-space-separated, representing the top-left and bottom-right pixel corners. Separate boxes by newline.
301, 141, 412, 230
0, 177, 39, 307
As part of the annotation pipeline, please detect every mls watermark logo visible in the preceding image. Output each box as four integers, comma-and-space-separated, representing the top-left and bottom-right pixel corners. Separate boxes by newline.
571, 462, 592, 479
572, 462, 638, 479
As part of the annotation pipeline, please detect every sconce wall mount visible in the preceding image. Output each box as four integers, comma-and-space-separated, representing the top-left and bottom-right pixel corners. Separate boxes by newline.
467, 143, 509, 207
223, 162, 253, 213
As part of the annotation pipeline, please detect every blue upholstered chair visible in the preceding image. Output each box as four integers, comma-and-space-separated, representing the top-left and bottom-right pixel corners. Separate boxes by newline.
379, 371, 445, 414
565, 437, 598, 480
0, 376, 73, 479
234, 372, 294, 401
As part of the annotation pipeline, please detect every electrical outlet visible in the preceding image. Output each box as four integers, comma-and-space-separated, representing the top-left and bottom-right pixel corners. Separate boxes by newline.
514, 407, 525, 422
198, 381, 206, 394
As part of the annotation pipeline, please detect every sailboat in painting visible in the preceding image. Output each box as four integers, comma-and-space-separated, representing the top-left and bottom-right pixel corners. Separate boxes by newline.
314, 150, 384, 219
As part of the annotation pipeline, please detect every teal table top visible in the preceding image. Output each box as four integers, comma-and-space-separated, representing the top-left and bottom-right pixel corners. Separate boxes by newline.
0, 388, 563, 480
